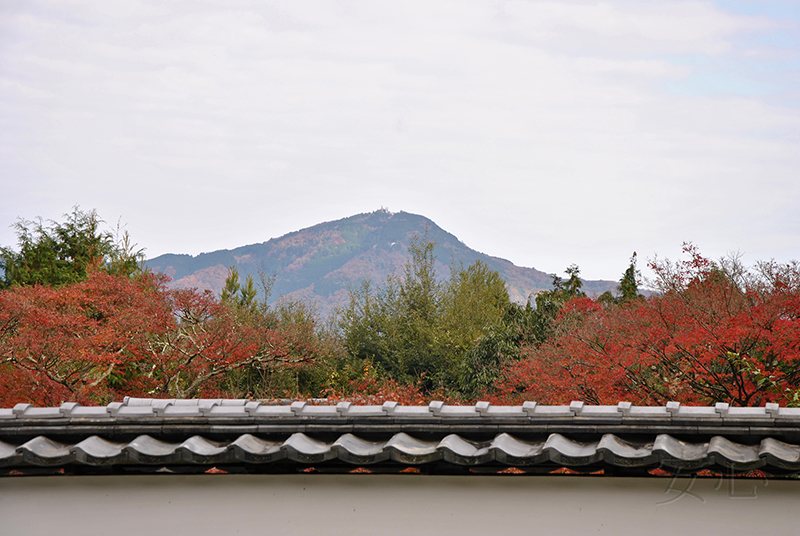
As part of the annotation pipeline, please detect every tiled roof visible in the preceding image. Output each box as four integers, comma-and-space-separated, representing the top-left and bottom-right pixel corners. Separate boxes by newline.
3, 398, 800, 475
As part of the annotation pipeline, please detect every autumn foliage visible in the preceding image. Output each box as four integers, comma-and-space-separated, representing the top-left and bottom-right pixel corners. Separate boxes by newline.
495, 246, 800, 407
0, 270, 318, 406
2, 209, 799, 410
322, 362, 427, 406
0, 272, 164, 404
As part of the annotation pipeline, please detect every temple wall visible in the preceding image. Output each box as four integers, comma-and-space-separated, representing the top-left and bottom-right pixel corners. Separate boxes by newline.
2, 474, 799, 535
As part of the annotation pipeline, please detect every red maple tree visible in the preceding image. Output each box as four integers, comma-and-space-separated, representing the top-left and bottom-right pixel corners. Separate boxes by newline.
0, 271, 313, 406
0, 271, 171, 405
494, 246, 800, 406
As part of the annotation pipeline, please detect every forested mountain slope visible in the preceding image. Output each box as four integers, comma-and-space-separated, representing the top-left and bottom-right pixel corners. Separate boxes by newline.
147, 209, 616, 317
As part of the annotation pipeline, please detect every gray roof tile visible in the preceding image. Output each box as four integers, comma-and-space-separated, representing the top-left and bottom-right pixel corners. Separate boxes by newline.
333, 434, 391, 464
124, 435, 182, 463
0, 439, 21, 466
229, 434, 284, 462
283, 433, 338, 463
18, 436, 73, 465
527, 405, 574, 420
653, 434, 711, 470
759, 437, 800, 470
15, 406, 63, 419
69, 407, 113, 419
708, 436, 763, 469
490, 433, 547, 466
251, 405, 293, 417
385, 432, 440, 464
5, 399, 800, 475
438, 434, 492, 465
71, 435, 126, 464
544, 434, 602, 466
597, 435, 658, 467
2, 429, 800, 473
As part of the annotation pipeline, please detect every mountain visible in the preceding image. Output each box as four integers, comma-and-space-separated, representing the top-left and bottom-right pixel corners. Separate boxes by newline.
146, 209, 617, 318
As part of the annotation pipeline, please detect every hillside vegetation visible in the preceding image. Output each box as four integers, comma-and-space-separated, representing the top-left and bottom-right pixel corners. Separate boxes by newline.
2, 208, 799, 409
147, 209, 616, 318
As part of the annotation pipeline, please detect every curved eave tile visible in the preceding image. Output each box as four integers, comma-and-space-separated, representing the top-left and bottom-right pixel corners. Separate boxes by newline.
653, 434, 712, 470
0, 439, 22, 467
229, 434, 284, 463
597, 434, 658, 468
333, 434, 391, 465
385, 432, 441, 464
490, 433, 547, 466
72, 436, 126, 465
708, 436, 764, 470
4, 431, 800, 473
437, 435, 492, 465
178, 436, 231, 464
124, 435, 182, 464
282, 433, 337, 464
544, 434, 602, 466
759, 437, 800, 471
17, 436, 74, 466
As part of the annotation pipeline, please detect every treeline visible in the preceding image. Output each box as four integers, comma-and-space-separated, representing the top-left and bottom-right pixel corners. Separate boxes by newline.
1, 209, 799, 407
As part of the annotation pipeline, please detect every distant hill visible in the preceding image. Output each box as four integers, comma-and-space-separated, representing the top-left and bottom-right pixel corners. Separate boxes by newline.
147, 209, 617, 318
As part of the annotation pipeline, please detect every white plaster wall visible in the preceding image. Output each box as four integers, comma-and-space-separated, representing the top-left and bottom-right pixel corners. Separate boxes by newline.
1, 474, 798, 536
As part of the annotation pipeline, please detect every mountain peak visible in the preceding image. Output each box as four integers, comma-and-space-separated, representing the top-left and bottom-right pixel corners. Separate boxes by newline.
147, 210, 615, 318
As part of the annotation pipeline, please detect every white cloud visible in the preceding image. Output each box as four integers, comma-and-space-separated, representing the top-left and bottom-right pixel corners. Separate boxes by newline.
0, 0, 798, 279
501, 1, 772, 54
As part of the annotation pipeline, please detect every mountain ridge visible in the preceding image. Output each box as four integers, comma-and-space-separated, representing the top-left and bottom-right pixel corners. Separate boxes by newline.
147, 209, 617, 318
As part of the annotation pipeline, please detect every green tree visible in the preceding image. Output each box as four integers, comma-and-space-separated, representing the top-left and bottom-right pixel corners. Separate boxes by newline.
617, 252, 641, 303
218, 265, 342, 399
394, 235, 447, 386
525, 264, 588, 343
440, 260, 510, 345
457, 301, 538, 399
597, 253, 642, 306
220, 266, 259, 315
457, 264, 595, 399
551, 264, 585, 298
339, 234, 514, 393
0, 207, 143, 288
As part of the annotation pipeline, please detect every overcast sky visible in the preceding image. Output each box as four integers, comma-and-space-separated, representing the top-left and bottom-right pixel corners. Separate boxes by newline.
1, 0, 798, 281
